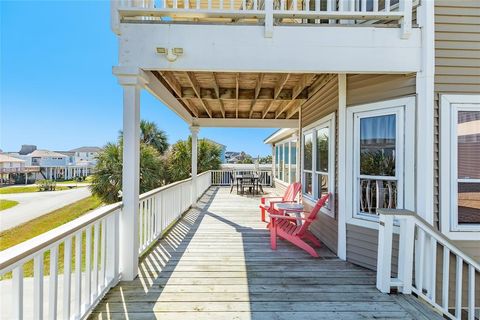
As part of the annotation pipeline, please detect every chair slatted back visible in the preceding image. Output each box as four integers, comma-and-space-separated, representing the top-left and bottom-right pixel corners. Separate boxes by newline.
297, 193, 330, 236
283, 182, 302, 202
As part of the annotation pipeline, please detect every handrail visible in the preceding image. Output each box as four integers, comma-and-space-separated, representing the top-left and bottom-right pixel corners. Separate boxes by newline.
0, 203, 122, 271
377, 209, 479, 320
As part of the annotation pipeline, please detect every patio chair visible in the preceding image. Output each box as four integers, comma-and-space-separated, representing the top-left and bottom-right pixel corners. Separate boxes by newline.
241, 174, 255, 195
229, 171, 236, 193
259, 182, 301, 222
268, 193, 330, 258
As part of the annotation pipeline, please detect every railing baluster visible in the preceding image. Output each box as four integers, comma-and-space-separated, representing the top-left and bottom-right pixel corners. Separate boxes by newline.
384, 0, 390, 12
455, 256, 463, 319
92, 222, 99, 297
185, 0, 189, 9
253, 0, 257, 10
34, 254, 44, 320
442, 247, 450, 312
85, 226, 92, 306
361, 0, 365, 11
208, 0, 212, 9
100, 219, 107, 289
230, 0, 234, 10
468, 265, 475, 320
429, 237, 437, 301
415, 228, 425, 292
49, 245, 58, 320
74, 231, 82, 318
220, 0, 224, 9
398, 217, 414, 294
63, 237, 72, 320
139, 201, 144, 249
373, 0, 378, 11
376, 213, 394, 293
13, 266, 24, 320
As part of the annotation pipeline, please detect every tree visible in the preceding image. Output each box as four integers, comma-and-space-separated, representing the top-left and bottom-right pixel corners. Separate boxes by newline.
119, 120, 169, 155
167, 137, 221, 182
90, 142, 166, 204
259, 155, 272, 164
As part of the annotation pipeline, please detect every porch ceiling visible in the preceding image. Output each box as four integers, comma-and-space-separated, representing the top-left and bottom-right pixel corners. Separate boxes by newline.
153, 71, 328, 120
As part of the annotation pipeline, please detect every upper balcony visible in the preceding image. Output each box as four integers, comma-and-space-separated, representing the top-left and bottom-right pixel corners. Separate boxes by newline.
110, 0, 422, 74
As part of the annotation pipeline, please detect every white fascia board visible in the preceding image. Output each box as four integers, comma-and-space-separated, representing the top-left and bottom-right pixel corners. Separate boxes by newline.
193, 118, 298, 128
263, 128, 297, 144
119, 24, 421, 73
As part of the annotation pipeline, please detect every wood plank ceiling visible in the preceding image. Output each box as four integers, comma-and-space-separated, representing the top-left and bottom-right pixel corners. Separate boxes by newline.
153, 71, 324, 120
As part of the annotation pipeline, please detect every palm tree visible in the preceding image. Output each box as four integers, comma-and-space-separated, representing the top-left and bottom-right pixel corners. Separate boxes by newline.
90, 142, 166, 204
167, 137, 222, 182
119, 120, 169, 155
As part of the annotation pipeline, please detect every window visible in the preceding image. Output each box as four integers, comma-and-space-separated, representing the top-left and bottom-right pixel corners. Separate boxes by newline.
346, 97, 415, 226
302, 113, 335, 216
440, 95, 480, 239
274, 138, 298, 184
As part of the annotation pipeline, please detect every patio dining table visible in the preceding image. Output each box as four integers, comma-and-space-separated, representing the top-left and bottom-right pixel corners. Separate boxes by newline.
235, 174, 260, 195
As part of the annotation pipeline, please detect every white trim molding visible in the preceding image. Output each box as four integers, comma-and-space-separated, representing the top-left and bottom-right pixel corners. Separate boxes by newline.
439, 94, 480, 241
301, 112, 336, 218
345, 96, 416, 230
337, 74, 347, 260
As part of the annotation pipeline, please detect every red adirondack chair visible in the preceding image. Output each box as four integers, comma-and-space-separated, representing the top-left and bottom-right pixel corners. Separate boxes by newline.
269, 193, 330, 257
259, 182, 302, 222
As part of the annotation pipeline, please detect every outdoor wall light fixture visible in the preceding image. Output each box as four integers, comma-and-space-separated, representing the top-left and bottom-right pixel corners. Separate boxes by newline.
156, 47, 183, 62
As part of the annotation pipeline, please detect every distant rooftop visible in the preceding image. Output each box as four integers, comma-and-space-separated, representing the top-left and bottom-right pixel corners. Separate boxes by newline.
0, 154, 26, 163
29, 150, 68, 158
69, 146, 103, 152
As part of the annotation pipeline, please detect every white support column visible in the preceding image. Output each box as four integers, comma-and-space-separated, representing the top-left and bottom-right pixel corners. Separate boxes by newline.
114, 67, 146, 281
415, 1, 435, 224
337, 74, 347, 260
190, 126, 200, 204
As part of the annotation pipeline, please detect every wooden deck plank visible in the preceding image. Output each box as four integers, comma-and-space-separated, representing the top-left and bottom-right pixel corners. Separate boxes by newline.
89, 187, 440, 319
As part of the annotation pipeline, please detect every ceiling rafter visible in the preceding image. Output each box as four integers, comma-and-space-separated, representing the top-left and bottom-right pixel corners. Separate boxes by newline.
275, 74, 314, 119
248, 73, 264, 118
212, 72, 226, 118
159, 71, 199, 118
262, 73, 290, 119
186, 72, 213, 118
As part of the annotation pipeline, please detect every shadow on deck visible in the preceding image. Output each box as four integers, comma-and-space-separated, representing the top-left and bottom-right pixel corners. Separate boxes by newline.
89, 187, 442, 320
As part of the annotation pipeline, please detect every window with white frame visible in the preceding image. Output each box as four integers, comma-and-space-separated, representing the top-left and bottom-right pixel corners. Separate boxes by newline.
274, 138, 297, 184
302, 113, 335, 216
440, 95, 480, 238
346, 97, 415, 225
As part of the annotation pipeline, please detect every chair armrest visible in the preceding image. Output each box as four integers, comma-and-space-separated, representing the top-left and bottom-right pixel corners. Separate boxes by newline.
261, 196, 284, 201
268, 214, 310, 221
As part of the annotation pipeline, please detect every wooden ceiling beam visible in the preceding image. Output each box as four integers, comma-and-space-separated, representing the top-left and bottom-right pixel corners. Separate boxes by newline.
275, 74, 312, 119
212, 72, 226, 118
159, 71, 199, 118
262, 73, 290, 119
186, 72, 212, 118
248, 73, 264, 118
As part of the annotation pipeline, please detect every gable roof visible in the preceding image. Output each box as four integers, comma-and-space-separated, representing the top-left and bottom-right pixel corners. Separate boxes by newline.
0, 154, 26, 163
69, 146, 103, 152
29, 150, 68, 158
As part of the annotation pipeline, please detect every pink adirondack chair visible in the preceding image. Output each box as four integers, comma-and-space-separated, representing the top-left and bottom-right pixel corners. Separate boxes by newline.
269, 193, 330, 258
259, 182, 302, 222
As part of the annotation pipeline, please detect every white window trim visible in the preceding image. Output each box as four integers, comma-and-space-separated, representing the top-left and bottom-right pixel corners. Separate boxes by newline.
274, 136, 297, 184
346, 97, 415, 230
440, 94, 480, 241
301, 113, 336, 218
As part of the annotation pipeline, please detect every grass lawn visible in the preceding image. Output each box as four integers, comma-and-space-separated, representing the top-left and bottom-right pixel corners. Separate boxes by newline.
0, 199, 19, 211
56, 176, 93, 184
0, 196, 103, 277
0, 185, 75, 194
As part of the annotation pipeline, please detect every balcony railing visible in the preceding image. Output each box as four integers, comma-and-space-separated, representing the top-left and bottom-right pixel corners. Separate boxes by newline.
0, 171, 213, 319
111, 0, 415, 38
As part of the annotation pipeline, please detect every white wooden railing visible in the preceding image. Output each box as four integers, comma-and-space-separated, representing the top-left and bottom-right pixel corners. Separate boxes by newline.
138, 171, 211, 254
211, 169, 273, 186
112, 0, 415, 38
0, 171, 211, 320
377, 209, 480, 320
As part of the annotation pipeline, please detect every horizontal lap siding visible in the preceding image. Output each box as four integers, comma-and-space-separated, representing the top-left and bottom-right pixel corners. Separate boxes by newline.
434, 1, 480, 259
345, 74, 416, 271
301, 74, 339, 254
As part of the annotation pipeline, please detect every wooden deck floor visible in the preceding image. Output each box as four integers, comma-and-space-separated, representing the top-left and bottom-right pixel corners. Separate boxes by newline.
90, 187, 441, 320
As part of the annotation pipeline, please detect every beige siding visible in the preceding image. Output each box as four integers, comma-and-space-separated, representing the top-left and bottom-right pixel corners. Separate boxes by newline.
434, 1, 480, 249
300, 74, 339, 254
346, 74, 416, 106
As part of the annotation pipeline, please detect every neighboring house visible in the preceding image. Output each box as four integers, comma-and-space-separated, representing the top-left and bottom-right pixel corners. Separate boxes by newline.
224, 151, 240, 163
0, 154, 26, 183
69, 146, 102, 165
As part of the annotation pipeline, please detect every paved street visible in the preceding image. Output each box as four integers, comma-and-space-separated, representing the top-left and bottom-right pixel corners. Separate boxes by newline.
0, 187, 91, 232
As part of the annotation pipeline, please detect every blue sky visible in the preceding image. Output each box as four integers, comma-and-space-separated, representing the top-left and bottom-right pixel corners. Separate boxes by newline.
0, 1, 275, 157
